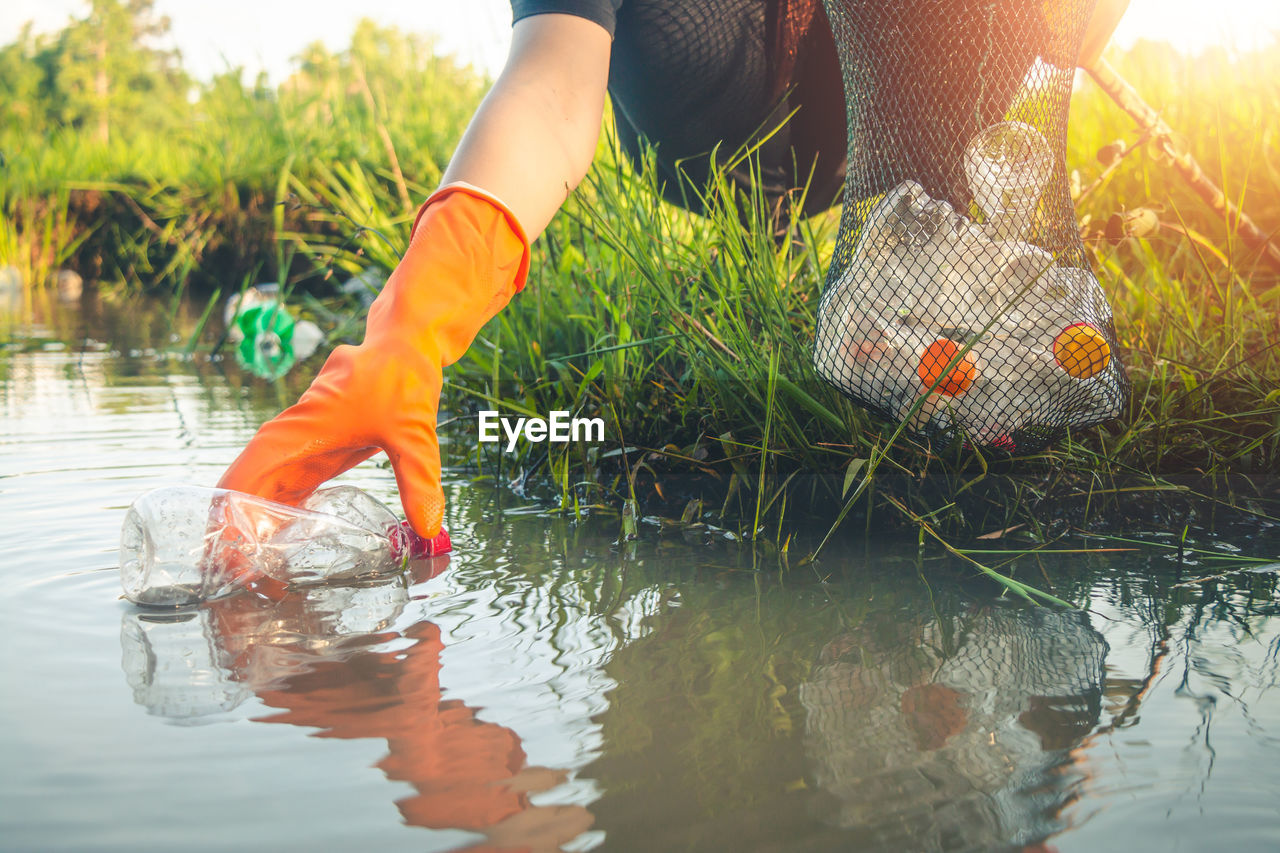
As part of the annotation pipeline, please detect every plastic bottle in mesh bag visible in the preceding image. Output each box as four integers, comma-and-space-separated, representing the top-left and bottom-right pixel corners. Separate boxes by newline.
964, 121, 1053, 241
815, 136, 1125, 449
813, 0, 1127, 450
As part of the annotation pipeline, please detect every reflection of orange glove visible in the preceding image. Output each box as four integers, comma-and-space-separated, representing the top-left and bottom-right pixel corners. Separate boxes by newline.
1079, 0, 1130, 68
239, 618, 585, 841
219, 184, 530, 537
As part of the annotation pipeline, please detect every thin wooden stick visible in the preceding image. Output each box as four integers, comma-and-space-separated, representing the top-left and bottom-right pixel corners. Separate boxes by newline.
1085, 57, 1280, 273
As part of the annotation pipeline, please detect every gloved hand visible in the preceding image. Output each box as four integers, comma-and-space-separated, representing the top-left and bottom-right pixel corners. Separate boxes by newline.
218, 183, 530, 544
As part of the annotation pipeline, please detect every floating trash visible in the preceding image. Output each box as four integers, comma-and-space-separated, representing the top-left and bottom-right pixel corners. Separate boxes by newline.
340, 266, 385, 308
119, 484, 449, 607
815, 159, 1126, 449
224, 284, 324, 379
815, 0, 1129, 450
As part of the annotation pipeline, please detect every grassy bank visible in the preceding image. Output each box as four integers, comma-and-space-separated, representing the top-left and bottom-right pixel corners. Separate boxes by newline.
444, 144, 1278, 542
5, 24, 1279, 574
440, 41, 1280, 553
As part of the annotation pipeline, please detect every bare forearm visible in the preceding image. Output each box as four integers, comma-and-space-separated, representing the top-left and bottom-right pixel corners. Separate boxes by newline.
442, 15, 611, 240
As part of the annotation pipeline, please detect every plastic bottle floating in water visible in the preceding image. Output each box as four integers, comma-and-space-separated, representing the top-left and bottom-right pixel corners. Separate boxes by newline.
234, 302, 298, 378
119, 485, 450, 607
224, 285, 324, 380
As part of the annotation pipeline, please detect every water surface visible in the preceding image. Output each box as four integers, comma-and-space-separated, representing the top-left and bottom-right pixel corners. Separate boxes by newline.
2, 301, 1278, 852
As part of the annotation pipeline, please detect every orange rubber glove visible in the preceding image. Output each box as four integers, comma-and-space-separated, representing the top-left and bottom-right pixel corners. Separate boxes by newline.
217, 183, 530, 544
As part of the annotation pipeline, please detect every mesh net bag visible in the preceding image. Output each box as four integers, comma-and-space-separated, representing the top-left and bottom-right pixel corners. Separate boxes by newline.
813, 0, 1128, 451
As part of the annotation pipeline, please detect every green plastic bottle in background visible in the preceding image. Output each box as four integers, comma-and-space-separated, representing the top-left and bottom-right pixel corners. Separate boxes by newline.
234, 301, 299, 379
224, 285, 325, 380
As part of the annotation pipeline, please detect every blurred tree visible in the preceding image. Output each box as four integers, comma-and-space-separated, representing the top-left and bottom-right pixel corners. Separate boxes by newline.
0, 23, 58, 135
51, 0, 188, 144
0, 9, 484, 198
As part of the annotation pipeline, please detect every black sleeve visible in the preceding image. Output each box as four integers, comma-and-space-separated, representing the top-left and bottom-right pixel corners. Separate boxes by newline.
510, 0, 625, 37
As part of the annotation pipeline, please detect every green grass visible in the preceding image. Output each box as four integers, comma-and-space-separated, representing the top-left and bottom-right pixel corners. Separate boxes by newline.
5, 36, 1280, 600
434, 43, 1279, 577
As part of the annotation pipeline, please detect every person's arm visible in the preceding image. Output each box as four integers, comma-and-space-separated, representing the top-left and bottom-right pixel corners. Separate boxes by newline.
216, 15, 612, 541
445, 13, 611, 239
1079, 0, 1130, 69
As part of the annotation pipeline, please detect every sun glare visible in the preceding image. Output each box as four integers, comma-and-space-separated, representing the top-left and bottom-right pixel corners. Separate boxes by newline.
1112, 0, 1280, 54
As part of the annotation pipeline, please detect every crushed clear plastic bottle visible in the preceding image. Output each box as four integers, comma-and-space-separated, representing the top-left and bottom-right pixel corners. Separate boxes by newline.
120, 484, 449, 607
962, 121, 1053, 241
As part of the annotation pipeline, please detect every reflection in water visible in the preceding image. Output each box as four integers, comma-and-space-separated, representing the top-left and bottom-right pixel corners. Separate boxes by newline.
581, 574, 1116, 852
800, 606, 1105, 851
120, 559, 593, 853
100, 527, 1280, 853
8, 309, 1279, 852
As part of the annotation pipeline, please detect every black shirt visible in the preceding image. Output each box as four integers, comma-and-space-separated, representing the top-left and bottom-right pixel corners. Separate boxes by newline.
509, 0, 847, 216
